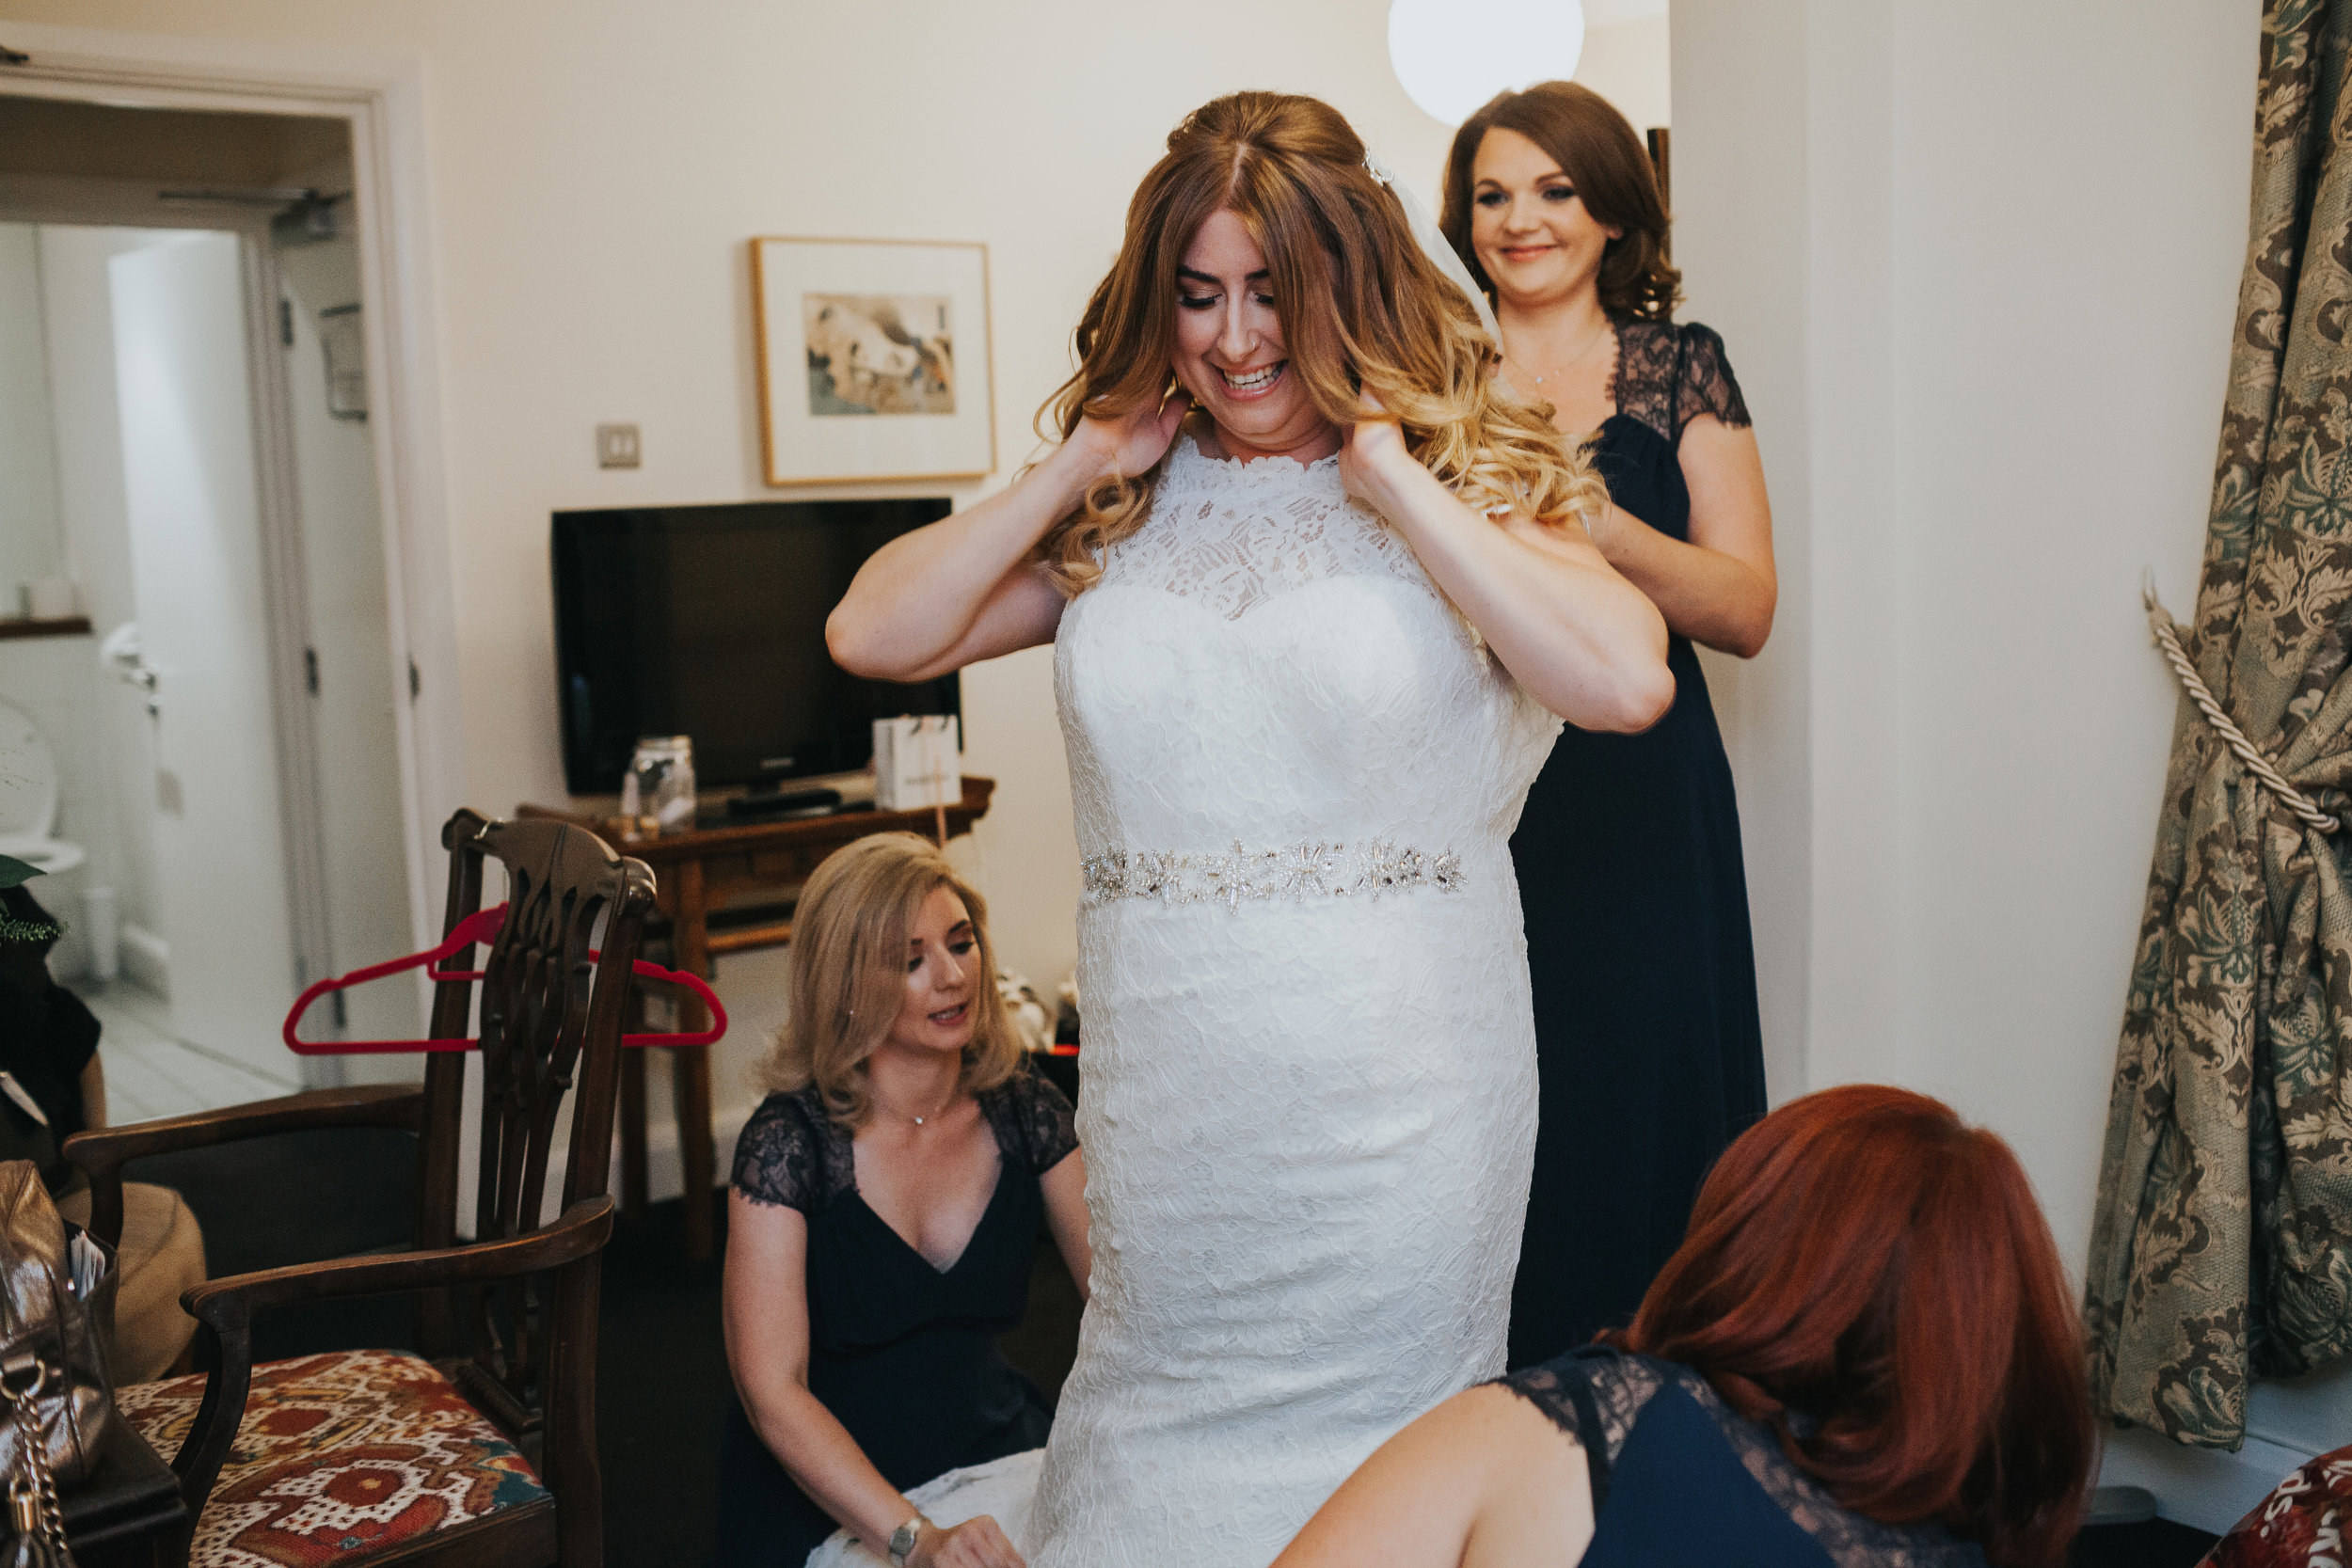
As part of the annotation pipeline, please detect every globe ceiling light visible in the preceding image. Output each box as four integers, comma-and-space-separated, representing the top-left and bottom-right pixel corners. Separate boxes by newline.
1387, 0, 1586, 127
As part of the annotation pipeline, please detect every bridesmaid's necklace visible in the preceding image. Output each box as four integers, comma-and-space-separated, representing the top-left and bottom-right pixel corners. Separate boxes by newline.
871, 1081, 961, 1128
1523, 316, 1613, 388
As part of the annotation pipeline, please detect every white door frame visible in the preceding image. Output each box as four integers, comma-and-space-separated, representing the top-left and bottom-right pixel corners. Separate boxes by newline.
0, 23, 468, 987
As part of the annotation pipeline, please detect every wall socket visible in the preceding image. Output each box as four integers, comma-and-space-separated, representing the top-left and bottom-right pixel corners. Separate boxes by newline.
596, 422, 642, 468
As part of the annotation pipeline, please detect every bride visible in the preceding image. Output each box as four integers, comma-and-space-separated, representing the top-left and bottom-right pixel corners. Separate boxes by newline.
827, 91, 1671, 1568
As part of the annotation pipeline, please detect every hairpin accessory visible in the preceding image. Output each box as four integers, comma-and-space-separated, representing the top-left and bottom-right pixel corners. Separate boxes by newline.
1357, 144, 1501, 342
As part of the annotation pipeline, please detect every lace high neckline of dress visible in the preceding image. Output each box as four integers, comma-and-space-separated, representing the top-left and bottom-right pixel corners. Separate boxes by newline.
1177, 429, 1342, 476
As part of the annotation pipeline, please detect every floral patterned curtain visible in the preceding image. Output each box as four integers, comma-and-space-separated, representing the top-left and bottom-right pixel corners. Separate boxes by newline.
2086, 0, 2352, 1449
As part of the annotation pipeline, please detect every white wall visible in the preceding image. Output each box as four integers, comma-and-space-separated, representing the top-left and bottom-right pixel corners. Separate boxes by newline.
0, 222, 65, 609
1675, 0, 2344, 1531
1578, 2, 1671, 134
1673, 0, 1821, 1108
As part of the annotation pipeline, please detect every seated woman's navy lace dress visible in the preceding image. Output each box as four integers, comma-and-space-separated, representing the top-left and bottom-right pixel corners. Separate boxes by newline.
714, 1070, 1079, 1567
1502, 1347, 1987, 1567
1509, 320, 1771, 1367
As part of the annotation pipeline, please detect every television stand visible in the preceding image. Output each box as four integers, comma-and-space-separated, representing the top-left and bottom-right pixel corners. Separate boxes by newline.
516, 775, 994, 1259
717, 783, 846, 822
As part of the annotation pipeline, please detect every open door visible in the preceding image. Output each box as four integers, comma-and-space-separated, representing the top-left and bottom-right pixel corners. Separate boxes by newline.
109, 231, 302, 1082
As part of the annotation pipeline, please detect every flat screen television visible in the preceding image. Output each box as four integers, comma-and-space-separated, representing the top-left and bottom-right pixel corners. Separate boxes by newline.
551, 499, 958, 794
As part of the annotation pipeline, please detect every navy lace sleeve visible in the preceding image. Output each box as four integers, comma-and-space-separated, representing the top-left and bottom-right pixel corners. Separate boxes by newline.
1499, 1350, 1989, 1568
1496, 1347, 1661, 1516
1675, 323, 1751, 433
730, 1089, 845, 1212
982, 1069, 1079, 1175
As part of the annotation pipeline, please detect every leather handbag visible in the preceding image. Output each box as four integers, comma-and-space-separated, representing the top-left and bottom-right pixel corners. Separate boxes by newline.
0, 1161, 117, 1491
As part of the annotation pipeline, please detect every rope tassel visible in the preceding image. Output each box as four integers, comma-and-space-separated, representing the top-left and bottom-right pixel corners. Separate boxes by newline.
2142, 577, 2340, 833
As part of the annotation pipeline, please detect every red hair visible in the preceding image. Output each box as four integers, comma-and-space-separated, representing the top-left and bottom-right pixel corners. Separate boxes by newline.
1603, 1085, 2094, 1567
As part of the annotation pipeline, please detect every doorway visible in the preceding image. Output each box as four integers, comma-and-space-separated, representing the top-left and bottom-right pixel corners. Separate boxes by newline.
0, 90, 431, 1112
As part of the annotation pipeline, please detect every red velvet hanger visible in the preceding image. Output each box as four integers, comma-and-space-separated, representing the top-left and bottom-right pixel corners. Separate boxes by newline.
282, 902, 727, 1055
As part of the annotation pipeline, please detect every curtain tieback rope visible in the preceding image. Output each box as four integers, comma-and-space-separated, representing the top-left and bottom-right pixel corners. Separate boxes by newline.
2144, 578, 2340, 833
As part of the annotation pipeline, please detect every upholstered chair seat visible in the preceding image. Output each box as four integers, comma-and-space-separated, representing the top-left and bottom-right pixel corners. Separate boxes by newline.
119, 1349, 551, 1565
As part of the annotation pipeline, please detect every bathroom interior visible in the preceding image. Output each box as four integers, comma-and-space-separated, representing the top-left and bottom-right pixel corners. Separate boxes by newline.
0, 101, 418, 1117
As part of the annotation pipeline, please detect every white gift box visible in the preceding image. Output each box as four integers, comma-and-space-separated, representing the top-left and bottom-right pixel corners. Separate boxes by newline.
873, 715, 961, 810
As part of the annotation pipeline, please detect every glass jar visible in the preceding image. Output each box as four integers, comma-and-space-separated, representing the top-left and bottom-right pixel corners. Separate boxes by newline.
626, 735, 697, 836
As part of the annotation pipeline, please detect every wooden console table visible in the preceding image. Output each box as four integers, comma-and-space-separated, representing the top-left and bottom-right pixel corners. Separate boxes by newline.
518, 777, 994, 1259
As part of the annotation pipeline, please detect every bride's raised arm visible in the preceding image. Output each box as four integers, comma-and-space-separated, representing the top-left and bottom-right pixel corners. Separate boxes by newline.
826, 395, 1190, 683
1340, 412, 1674, 734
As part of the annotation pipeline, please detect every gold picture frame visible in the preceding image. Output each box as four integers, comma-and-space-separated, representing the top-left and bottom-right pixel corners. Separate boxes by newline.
751, 236, 996, 485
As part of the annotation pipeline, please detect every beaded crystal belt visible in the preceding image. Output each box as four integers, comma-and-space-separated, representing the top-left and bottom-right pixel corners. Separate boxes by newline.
1081, 838, 1465, 911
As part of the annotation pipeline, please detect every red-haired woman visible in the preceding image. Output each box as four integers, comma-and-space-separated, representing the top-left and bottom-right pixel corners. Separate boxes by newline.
1272, 1085, 2096, 1568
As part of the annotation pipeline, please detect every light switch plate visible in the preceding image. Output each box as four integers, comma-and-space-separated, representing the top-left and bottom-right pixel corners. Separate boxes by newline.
596, 422, 642, 468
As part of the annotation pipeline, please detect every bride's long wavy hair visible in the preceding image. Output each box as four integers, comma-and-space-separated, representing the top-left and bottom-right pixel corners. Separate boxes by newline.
1035, 91, 1606, 594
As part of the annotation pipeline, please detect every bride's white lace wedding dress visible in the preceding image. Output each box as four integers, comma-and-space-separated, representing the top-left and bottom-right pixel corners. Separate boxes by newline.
810, 434, 1558, 1568
1038, 433, 1559, 1564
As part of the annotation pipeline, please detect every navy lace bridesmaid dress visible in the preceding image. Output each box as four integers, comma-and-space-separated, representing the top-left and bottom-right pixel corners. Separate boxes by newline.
712, 1070, 1078, 1567
1507, 320, 1770, 1369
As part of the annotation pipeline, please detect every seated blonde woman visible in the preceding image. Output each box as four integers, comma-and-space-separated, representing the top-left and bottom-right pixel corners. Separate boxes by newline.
1274, 1085, 2096, 1568
717, 833, 1089, 1568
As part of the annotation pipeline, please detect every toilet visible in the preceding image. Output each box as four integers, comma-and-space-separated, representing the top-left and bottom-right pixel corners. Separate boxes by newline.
0, 699, 87, 877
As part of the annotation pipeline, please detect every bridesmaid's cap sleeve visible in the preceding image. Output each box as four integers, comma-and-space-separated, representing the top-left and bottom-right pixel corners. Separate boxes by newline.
731, 1089, 829, 1212
1676, 322, 1752, 433
998, 1068, 1079, 1173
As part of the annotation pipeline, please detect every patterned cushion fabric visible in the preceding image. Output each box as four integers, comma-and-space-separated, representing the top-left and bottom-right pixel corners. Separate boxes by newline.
2198, 1447, 2352, 1566
119, 1348, 548, 1567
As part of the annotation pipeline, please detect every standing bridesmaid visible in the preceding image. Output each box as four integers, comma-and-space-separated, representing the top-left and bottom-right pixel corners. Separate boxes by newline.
1441, 81, 1777, 1368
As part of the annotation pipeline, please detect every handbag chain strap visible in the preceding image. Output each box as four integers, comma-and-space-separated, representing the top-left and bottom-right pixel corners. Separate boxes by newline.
1, 1356, 73, 1566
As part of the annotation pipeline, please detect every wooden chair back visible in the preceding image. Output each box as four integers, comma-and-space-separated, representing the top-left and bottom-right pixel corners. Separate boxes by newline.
412, 809, 655, 1429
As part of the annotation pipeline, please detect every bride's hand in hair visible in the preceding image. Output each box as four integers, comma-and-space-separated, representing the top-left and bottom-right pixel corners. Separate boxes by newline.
1339, 391, 1411, 505
1070, 388, 1193, 483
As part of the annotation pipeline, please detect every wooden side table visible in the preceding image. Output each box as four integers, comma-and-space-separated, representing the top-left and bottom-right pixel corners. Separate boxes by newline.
519, 777, 995, 1259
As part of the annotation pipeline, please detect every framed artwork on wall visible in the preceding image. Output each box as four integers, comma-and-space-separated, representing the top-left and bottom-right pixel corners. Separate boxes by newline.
751, 236, 996, 485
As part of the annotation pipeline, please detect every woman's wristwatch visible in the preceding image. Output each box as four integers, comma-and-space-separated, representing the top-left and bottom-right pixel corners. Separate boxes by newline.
888, 1513, 930, 1567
